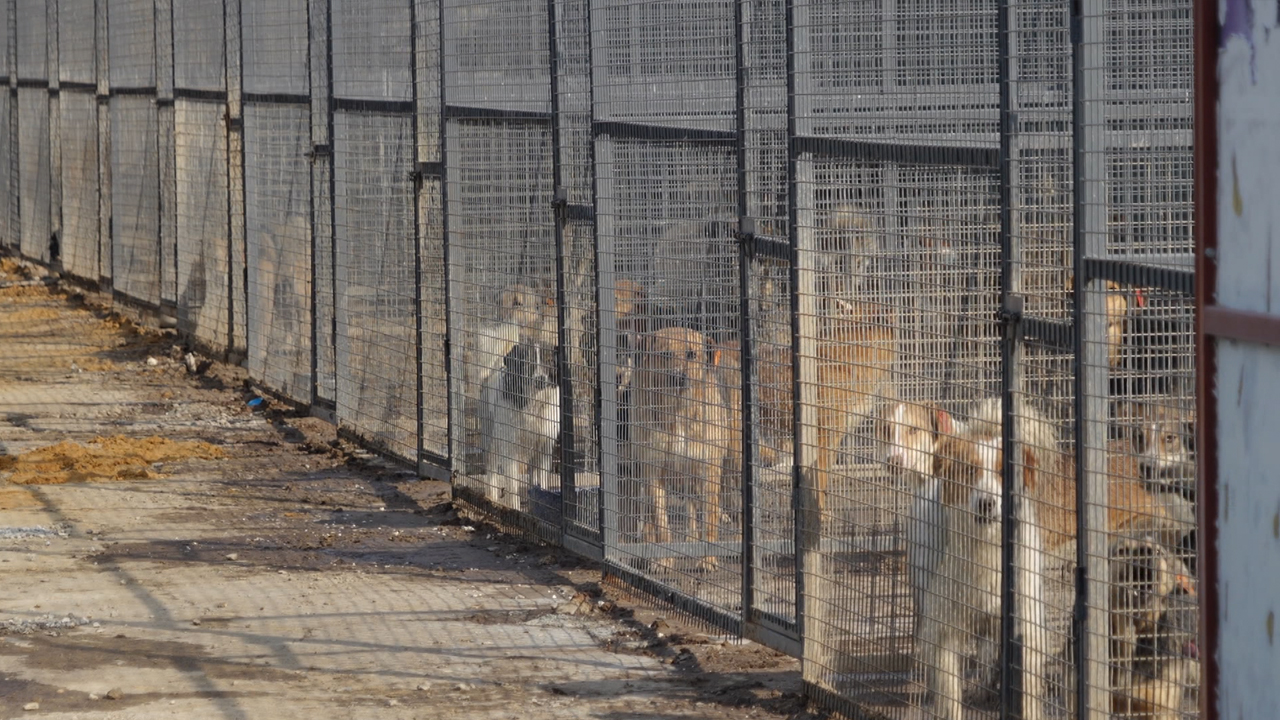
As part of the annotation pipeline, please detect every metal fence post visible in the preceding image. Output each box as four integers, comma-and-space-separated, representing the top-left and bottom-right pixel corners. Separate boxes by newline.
1073, 0, 1110, 714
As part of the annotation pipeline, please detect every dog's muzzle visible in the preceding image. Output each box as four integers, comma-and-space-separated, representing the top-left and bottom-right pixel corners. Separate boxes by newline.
974, 496, 998, 524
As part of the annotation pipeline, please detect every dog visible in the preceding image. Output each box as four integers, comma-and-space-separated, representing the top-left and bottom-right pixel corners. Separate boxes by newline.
916, 425, 1180, 719
877, 397, 1058, 622
628, 327, 737, 571
917, 434, 1049, 720
1132, 401, 1196, 491
755, 297, 897, 511
1109, 537, 1200, 720
463, 285, 557, 441
477, 339, 560, 510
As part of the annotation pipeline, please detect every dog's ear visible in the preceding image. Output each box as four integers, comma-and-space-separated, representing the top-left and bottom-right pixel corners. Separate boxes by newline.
1021, 446, 1037, 490
932, 407, 953, 437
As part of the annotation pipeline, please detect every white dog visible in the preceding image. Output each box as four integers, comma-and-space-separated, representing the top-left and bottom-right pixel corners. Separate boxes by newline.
879, 397, 1057, 623
478, 340, 560, 510
916, 434, 1049, 720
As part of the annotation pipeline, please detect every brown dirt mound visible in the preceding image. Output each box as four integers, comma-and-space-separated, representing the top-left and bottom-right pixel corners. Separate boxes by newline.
0, 435, 226, 485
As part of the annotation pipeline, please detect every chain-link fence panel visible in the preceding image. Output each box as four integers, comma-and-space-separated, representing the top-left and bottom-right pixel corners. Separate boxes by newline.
173, 0, 230, 348
57, 91, 96, 281
108, 96, 160, 306
107, 0, 159, 305
16, 0, 50, 262
331, 0, 418, 461
242, 0, 311, 401
174, 101, 231, 350
244, 103, 312, 402
1093, 0, 1198, 716
443, 0, 561, 534
57, 0, 97, 281
156, 0, 177, 308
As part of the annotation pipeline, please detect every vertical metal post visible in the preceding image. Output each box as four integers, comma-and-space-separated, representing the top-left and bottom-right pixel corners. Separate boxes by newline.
307, 0, 319, 408
437, 0, 454, 471
547, 0, 576, 532
1072, 0, 1109, 715
410, 0, 425, 473
583, 0, 610, 546
594, 141, 620, 551
732, 0, 756, 630
996, 0, 1026, 713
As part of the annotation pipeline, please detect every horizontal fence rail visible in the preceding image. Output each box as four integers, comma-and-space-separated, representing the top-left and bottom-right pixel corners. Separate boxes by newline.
0, 0, 1200, 717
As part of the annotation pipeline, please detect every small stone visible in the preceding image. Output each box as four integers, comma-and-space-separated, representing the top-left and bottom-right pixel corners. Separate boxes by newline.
88, 694, 99, 701
386, 699, 399, 707
191, 619, 201, 626
23, 702, 38, 711
106, 688, 124, 700
224, 553, 238, 561
146, 357, 159, 367
416, 683, 431, 691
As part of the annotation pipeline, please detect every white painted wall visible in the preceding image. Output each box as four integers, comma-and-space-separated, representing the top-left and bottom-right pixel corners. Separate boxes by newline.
1214, 0, 1280, 715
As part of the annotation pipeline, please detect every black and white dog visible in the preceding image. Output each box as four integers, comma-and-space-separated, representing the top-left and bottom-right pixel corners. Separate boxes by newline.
478, 340, 561, 510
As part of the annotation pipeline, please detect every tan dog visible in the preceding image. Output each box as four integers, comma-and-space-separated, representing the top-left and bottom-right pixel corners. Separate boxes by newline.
755, 298, 897, 511
629, 327, 738, 571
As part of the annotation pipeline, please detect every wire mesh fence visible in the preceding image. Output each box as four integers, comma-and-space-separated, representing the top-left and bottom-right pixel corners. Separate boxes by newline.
0, 0, 1201, 717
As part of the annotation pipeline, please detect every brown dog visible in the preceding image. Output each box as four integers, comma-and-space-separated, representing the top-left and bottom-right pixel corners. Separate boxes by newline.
628, 327, 738, 572
755, 298, 897, 511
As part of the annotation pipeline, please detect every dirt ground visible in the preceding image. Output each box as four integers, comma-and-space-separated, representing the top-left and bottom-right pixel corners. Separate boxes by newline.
0, 258, 811, 719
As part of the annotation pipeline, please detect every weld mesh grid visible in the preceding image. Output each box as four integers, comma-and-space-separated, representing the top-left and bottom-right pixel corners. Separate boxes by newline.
598, 138, 744, 614
592, 0, 735, 129
58, 91, 98, 281
442, 0, 551, 114
0, 92, 11, 251
793, 0, 999, 144
106, 0, 155, 88
174, 100, 231, 349
17, 0, 51, 263
173, 0, 227, 92
16, 90, 49, 262
796, 158, 1006, 712
1097, 0, 1197, 716
419, 176, 449, 461
16, 0, 46, 80
57, 0, 94, 84
244, 103, 312, 402
444, 118, 558, 530
108, 97, 161, 305
333, 112, 418, 461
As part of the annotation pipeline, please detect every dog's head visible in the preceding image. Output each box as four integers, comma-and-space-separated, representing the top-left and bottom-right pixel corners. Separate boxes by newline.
499, 284, 557, 339
933, 435, 1036, 527
499, 341, 559, 408
1109, 537, 1179, 636
1134, 402, 1196, 484
878, 401, 953, 480
635, 326, 720, 395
